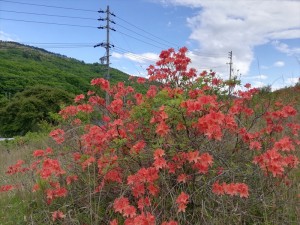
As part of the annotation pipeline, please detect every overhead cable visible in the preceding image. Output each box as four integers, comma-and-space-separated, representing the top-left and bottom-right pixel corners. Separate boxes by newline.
0, 0, 95, 12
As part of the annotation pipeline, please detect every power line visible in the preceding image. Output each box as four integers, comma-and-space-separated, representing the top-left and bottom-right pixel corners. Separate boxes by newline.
0, 45, 92, 50
115, 23, 172, 49
0, 17, 95, 28
112, 35, 144, 76
116, 30, 163, 49
112, 42, 144, 76
0, 0, 95, 12
19, 42, 94, 45
0, 9, 96, 20
116, 15, 180, 48
0, 1, 183, 52
0, 42, 94, 49
113, 47, 158, 63
1, 8, 180, 49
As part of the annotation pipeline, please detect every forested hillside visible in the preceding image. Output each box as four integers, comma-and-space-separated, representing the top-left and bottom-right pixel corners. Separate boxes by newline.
0, 41, 131, 95
0, 41, 133, 137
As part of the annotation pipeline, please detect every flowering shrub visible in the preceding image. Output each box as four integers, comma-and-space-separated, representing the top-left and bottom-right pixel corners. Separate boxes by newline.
1, 47, 299, 224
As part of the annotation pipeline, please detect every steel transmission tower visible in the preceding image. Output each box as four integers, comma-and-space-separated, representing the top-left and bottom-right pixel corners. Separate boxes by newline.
94, 5, 116, 106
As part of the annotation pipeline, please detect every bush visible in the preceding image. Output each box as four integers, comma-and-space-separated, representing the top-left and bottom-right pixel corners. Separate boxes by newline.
0, 86, 73, 137
1, 47, 299, 224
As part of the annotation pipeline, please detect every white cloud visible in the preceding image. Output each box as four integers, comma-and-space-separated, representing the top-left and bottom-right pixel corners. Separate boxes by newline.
286, 77, 299, 85
155, 0, 300, 78
273, 61, 285, 67
0, 31, 18, 41
271, 77, 299, 90
261, 65, 269, 70
244, 75, 268, 80
252, 81, 266, 88
112, 51, 159, 64
112, 52, 123, 59
272, 40, 300, 56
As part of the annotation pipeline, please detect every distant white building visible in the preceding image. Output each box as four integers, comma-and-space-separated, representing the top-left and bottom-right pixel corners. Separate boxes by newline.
0, 138, 14, 141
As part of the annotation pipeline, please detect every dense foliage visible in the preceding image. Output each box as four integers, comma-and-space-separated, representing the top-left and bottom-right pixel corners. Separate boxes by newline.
1, 47, 299, 225
0, 85, 73, 137
0, 41, 137, 137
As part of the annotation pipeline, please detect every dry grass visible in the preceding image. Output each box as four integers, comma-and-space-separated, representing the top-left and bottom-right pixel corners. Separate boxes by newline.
0, 134, 51, 187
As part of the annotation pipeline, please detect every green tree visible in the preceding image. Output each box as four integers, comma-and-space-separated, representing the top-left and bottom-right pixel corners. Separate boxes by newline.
0, 86, 73, 137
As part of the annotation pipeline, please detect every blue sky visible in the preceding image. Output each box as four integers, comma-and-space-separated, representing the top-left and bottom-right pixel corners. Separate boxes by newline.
0, 0, 299, 90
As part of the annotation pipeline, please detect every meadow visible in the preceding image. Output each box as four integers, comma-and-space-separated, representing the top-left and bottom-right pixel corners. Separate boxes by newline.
0, 47, 299, 225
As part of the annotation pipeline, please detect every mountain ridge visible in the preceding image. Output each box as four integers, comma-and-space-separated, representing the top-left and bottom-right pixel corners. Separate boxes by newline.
0, 41, 135, 137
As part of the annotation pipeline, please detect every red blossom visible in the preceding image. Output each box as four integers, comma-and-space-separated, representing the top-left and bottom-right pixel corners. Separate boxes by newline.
147, 183, 159, 196
153, 157, 167, 170
161, 221, 178, 225
91, 78, 110, 90
81, 157, 96, 170
32, 183, 40, 192
39, 158, 65, 179
113, 197, 130, 214
212, 181, 224, 195
110, 99, 123, 114
212, 181, 249, 198
137, 77, 146, 84
87, 90, 95, 96
147, 85, 157, 98
59, 105, 78, 119
66, 175, 78, 185
249, 141, 262, 151
123, 205, 137, 218
130, 140, 146, 154
153, 148, 165, 159
177, 173, 189, 183
6, 160, 26, 175
0, 184, 15, 192
137, 197, 151, 211
77, 104, 93, 113
33, 150, 45, 157
49, 129, 65, 144
274, 137, 295, 152
176, 192, 189, 212
46, 187, 68, 204
113, 197, 137, 218
110, 219, 118, 225
89, 96, 105, 106
52, 210, 65, 221
74, 94, 85, 103
134, 93, 144, 105
156, 121, 170, 137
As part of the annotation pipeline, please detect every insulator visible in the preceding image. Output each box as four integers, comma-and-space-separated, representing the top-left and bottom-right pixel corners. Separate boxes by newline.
94, 44, 101, 48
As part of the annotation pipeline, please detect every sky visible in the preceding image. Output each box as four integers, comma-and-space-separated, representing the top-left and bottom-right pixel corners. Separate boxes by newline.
0, 0, 299, 90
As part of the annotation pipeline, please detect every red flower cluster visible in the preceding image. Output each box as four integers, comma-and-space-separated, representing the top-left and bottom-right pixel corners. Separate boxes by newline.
91, 77, 110, 90
46, 186, 68, 204
212, 181, 249, 198
176, 192, 189, 212
49, 128, 65, 144
52, 210, 65, 221
0, 184, 15, 193
6, 160, 28, 175
4, 47, 299, 224
113, 197, 137, 218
